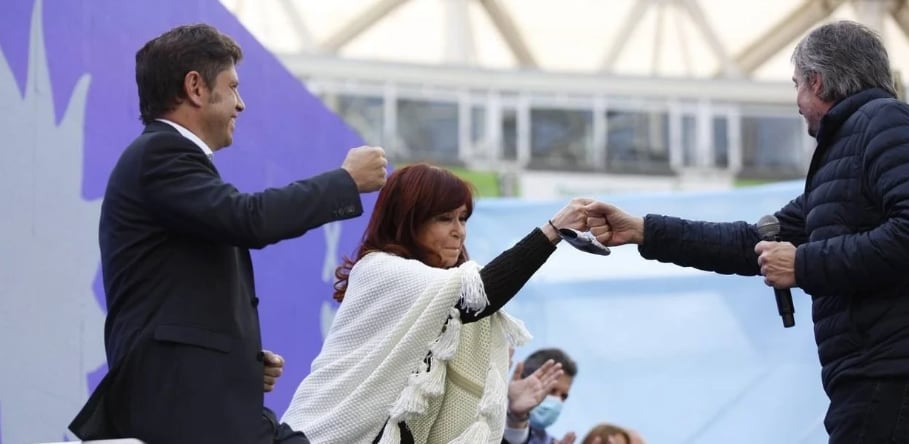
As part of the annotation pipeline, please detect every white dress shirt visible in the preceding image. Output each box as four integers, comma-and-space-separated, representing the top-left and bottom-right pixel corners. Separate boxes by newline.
156, 118, 214, 159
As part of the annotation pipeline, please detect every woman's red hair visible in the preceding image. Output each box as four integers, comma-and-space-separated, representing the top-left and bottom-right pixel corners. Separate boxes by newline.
333, 163, 475, 302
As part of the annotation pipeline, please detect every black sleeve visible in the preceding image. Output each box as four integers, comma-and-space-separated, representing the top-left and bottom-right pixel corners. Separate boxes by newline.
140, 132, 363, 249
460, 228, 556, 323
776, 194, 808, 246
638, 214, 762, 276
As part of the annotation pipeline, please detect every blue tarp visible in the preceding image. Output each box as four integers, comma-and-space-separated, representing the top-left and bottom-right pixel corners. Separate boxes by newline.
466, 181, 828, 444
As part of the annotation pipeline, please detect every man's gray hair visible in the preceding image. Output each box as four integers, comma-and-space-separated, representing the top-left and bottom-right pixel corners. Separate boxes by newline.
791, 20, 895, 102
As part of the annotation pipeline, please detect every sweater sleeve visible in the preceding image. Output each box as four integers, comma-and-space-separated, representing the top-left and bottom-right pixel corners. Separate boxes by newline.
460, 228, 556, 323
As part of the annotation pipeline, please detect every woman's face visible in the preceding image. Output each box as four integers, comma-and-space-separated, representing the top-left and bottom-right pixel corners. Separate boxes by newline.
416, 205, 468, 268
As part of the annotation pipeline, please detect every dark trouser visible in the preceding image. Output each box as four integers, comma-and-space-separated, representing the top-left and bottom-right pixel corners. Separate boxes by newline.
260, 408, 310, 444
825, 378, 909, 444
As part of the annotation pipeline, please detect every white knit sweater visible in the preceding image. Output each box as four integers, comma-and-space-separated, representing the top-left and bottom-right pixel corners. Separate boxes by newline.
281, 252, 530, 444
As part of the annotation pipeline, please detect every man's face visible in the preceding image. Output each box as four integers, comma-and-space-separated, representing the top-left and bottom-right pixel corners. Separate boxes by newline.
550, 373, 573, 402
201, 65, 245, 150
793, 68, 829, 137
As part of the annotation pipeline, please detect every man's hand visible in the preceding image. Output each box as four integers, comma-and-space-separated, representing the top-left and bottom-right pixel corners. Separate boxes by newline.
507, 359, 563, 424
585, 201, 645, 246
263, 350, 284, 393
755, 241, 797, 288
341, 145, 387, 193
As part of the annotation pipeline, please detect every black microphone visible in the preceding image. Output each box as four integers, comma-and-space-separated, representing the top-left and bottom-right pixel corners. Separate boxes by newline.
756, 215, 795, 328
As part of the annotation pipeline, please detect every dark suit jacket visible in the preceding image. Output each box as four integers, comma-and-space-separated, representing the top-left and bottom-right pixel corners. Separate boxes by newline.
70, 121, 363, 443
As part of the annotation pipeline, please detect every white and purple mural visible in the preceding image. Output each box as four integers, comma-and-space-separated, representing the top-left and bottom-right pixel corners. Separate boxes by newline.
0, 1, 372, 442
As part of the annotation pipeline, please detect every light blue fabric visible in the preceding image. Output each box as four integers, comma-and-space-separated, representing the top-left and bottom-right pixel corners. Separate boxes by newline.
529, 396, 564, 429
469, 181, 828, 444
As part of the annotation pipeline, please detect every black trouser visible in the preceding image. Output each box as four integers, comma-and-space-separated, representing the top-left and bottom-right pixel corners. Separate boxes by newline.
260, 408, 310, 443
825, 378, 909, 443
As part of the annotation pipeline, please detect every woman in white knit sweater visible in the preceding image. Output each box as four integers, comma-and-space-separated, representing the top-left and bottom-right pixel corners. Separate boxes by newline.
281, 163, 590, 444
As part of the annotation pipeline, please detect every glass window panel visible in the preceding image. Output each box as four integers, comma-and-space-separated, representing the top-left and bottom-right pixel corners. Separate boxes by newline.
713, 117, 729, 168
681, 115, 697, 167
605, 110, 671, 174
502, 109, 518, 161
529, 108, 594, 169
334, 95, 384, 147
740, 115, 806, 177
397, 99, 459, 164
471, 106, 486, 144
471, 106, 487, 158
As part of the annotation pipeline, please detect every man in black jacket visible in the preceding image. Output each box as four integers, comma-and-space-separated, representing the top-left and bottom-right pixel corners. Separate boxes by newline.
69, 24, 387, 443
586, 21, 909, 444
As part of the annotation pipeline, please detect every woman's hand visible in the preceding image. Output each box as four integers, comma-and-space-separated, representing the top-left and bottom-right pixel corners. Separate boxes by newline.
542, 197, 594, 243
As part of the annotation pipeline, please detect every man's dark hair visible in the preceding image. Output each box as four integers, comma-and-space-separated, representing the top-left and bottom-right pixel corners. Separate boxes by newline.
135, 24, 242, 124
521, 348, 577, 378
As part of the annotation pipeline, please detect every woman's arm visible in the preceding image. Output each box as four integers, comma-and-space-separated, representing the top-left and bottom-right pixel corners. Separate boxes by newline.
460, 228, 557, 323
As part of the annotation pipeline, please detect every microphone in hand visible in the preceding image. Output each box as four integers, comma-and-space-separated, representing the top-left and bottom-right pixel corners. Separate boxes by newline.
756, 215, 795, 328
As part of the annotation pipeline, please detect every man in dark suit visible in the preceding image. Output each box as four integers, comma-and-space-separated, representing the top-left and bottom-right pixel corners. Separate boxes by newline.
69, 24, 387, 443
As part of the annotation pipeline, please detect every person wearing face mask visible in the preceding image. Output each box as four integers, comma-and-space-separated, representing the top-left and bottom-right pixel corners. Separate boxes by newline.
503, 348, 578, 444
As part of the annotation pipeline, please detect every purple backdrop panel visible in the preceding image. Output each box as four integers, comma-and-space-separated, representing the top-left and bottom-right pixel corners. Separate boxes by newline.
0, 0, 373, 419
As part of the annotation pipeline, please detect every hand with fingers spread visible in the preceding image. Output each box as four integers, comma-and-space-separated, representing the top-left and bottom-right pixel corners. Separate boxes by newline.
502, 349, 578, 444
585, 201, 645, 246
262, 349, 284, 392
507, 359, 564, 424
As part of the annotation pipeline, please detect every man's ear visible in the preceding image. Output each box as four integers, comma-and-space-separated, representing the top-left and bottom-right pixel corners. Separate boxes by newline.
810, 72, 824, 96
183, 71, 206, 107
